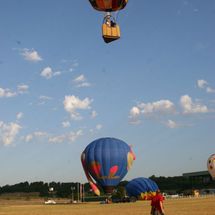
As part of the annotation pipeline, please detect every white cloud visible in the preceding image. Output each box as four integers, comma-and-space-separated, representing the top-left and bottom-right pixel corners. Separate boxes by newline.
53, 71, 61, 76
21, 48, 42, 62
40, 67, 53, 79
48, 135, 65, 144
74, 74, 85, 82
48, 129, 83, 144
38, 95, 52, 105
197, 79, 215, 93
39, 95, 52, 101
24, 131, 48, 143
129, 106, 141, 118
138, 100, 175, 114
68, 130, 83, 142
165, 120, 178, 128
77, 82, 91, 88
89, 124, 103, 134
129, 100, 175, 125
73, 74, 91, 88
33, 131, 48, 137
197, 79, 208, 89
24, 129, 82, 144
40, 67, 61, 79
63, 95, 93, 120
0, 84, 29, 98
0, 87, 17, 98
180, 95, 208, 114
0, 121, 22, 146
17, 84, 29, 93
129, 106, 141, 124
16, 112, 23, 120
62, 121, 71, 128
206, 87, 215, 93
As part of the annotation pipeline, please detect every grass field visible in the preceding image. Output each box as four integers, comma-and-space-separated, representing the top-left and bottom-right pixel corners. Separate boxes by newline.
0, 196, 215, 215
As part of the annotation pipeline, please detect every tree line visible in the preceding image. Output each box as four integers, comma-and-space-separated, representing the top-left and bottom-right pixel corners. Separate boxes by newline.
0, 175, 214, 198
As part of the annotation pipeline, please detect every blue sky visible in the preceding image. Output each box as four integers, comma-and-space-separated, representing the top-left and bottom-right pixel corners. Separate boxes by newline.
0, 0, 215, 186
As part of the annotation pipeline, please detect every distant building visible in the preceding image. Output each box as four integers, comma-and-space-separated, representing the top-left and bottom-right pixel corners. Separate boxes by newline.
183, 170, 212, 184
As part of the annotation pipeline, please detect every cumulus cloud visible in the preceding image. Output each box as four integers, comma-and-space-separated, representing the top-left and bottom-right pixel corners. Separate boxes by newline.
0, 87, 17, 98
180, 95, 209, 114
129, 100, 175, 124
139, 100, 175, 114
40, 67, 53, 79
129, 106, 141, 124
21, 48, 42, 62
129, 106, 141, 118
73, 74, 91, 88
197, 79, 215, 93
63, 95, 93, 120
197, 80, 208, 89
0, 84, 30, 98
0, 121, 22, 146
40, 67, 61, 79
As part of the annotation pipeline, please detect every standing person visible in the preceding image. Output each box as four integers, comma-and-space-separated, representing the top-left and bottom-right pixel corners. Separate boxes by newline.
150, 190, 165, 215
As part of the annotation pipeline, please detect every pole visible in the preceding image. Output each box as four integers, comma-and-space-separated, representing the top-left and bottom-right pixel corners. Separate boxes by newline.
77, 183, 79, 202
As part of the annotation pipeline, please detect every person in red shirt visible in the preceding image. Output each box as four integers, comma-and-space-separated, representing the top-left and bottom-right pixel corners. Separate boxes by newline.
150, 190, 165, 215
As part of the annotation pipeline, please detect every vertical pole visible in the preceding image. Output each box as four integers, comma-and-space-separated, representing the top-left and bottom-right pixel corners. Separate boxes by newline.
83, 184, 85, 202
77, 183, 79, 202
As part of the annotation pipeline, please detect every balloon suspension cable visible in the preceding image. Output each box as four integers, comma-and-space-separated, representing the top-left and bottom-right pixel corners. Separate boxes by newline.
104, 12, 111, 24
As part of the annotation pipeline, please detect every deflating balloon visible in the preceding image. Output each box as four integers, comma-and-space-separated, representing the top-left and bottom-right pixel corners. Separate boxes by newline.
126, 177, 159, 200
207, 154, 215, 179
81, 137, 135, 195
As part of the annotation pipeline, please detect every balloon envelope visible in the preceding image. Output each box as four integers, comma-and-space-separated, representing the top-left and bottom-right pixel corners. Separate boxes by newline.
126, 177, 159, 200
89, 0, 128, 12
207, 154, 215, 179
81, 137, 135, 195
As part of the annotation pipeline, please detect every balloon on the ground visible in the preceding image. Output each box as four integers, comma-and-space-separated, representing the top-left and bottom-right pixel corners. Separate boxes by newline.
81, 137, 135, 196
126, 177, 159, 200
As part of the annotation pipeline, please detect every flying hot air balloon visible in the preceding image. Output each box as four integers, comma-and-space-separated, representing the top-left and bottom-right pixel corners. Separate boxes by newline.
88, 0, 128, 43
207, 154, 215, 179
126, 177, 159, 200
81, 137, 135, 196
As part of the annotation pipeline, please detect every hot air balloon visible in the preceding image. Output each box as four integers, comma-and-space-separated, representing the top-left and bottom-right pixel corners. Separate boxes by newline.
81, 137, 135, 196
126, 177, 159, 200
207, 154, 215, 179
88, 0, 128, 43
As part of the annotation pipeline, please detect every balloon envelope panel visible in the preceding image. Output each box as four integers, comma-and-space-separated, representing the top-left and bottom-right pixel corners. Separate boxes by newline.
126, 177, 159, 200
